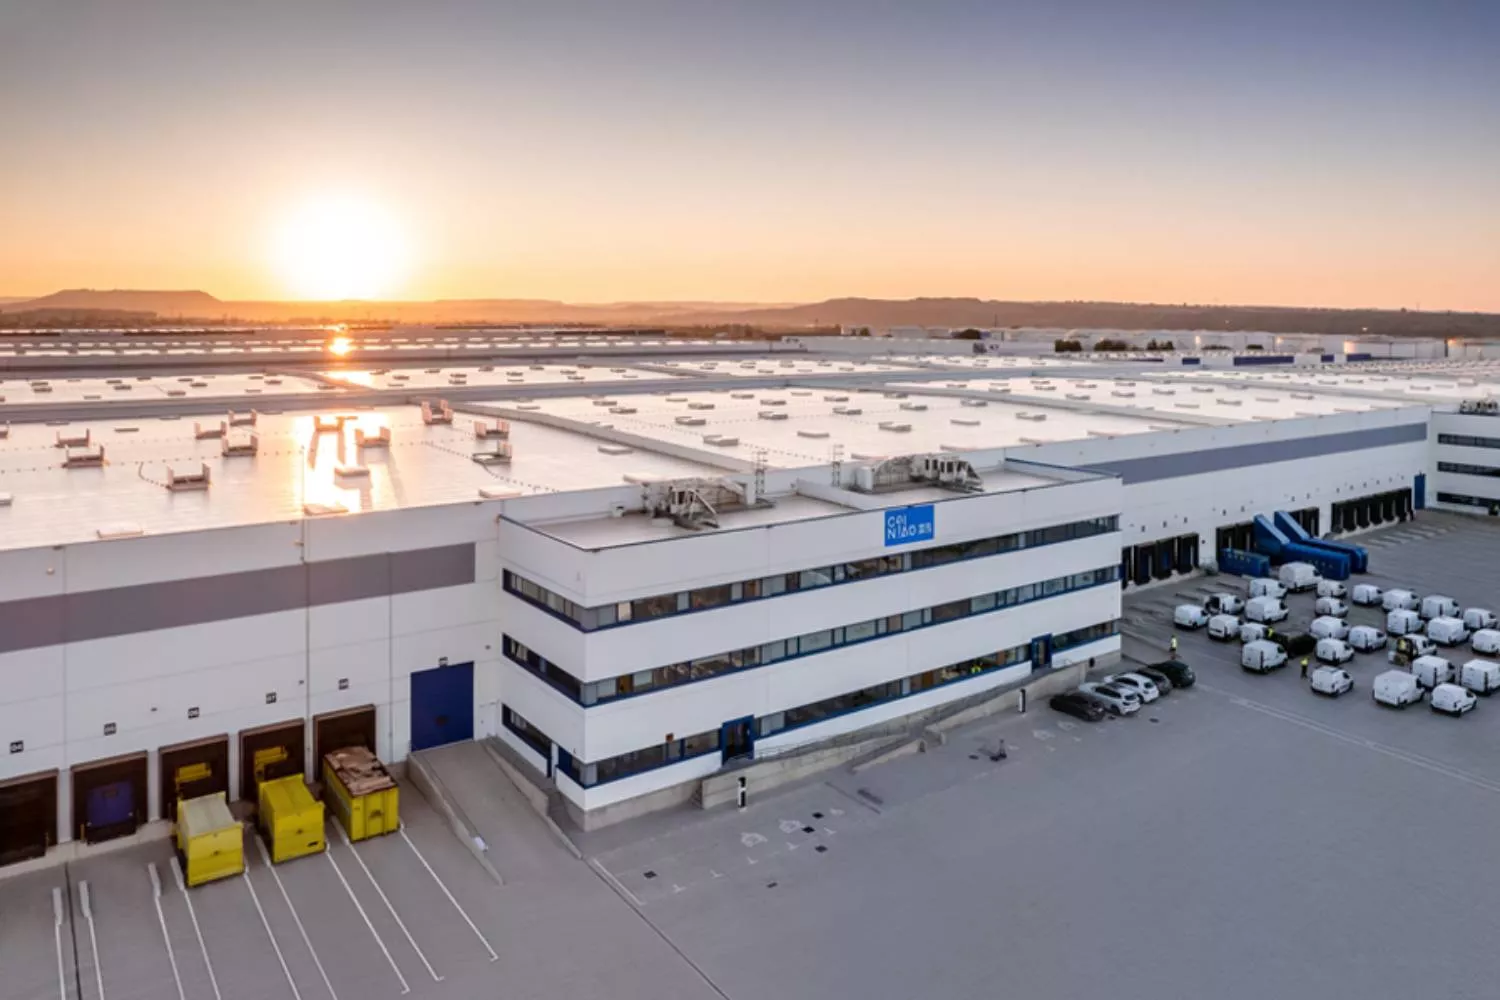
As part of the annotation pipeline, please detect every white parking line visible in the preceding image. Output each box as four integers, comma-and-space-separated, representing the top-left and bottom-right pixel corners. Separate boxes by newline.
146, 864, 187, 1000
78, 881, 105, 1000
322, 836, 410, 994
332, 823, 441, 982
252, 836, 340, 1000
170, 857, 222, 1000
589, 857, 645, 908
241, 857, 302, 1000
52, 887, 68, 1000
399, 826, 498, 961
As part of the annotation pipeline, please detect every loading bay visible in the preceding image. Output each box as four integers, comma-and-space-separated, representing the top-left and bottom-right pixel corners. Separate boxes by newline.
6, 511, 1500, 1000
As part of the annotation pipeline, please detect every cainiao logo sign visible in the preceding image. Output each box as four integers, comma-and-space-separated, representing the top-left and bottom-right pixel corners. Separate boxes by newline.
884, 504, 936, 548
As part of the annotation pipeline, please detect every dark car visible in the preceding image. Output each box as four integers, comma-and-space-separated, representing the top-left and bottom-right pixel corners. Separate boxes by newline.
1050, 691, 1107, 722
1135, 666, 1174, 694
1273, 631, 1318, 657
1148, 659, 1196, 688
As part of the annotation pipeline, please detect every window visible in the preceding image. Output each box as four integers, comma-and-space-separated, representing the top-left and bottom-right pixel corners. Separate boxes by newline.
501, 706, 552, 760
1439, 433, 1500, 450
1438, 461, 1500, 478
689, 584, 733, 610
632, 593, 679, 620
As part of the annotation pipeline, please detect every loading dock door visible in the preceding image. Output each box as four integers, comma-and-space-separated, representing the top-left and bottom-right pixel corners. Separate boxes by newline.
158, 735, 230, 820
238, 719, 306, 802
72, 752, 148, 845
410, 662, 474, 752
0, 770, 57, 866
314, 705, 377, 766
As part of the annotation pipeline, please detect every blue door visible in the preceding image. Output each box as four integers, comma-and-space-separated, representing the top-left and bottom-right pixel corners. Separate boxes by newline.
410, 662, 474, 752
1030, 634, 1053, 671
1414, 474, 1426, 510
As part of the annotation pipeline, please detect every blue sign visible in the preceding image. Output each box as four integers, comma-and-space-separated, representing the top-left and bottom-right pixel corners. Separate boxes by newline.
884, 504, 935, 548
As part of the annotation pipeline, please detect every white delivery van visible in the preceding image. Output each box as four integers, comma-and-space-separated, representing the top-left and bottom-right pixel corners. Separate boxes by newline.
1382, 589, 1419, 612
1204, 593, 1244, 615
1244, 596, 1289, 624
1425, 616, 1469, 647
1420, 595, 1460, 621
1242, 640, 1287, 673
1463, 608, 1498, 631
1310, 666, 1353, 696
1316, 579, 1348, 599
1174, 604, 1210, 629
1373, 670, 1423, 708
1207, 614, 1240, 641
1310, 616, 1351, 641
1348, 625, 1387, 652
1315, 637, 1354, 664
1410, 655, 1455, 690
1459, 659, 1500, 695
1472, 629, 1500, 655
1249, 578, 1288, 600
1239, 621, 1268, 644
1278, 562, 1320, 593
1386, 609, 1422, 636
1314, 595, 1349, 617
1351, 583, 1383, 606
1430, 683, 1477, 716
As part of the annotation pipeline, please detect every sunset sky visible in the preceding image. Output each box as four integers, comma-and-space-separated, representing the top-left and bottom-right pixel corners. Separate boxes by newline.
1, 1, 1496, 309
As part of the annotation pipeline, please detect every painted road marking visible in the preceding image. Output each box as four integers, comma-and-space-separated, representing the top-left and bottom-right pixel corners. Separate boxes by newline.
321, 834, 408, 995
333, 823, 441, 983
52, 887, 69, 1000
254, 836, 341, 1000
400, 827, 499, 962
146, 865, 186, 1000
241, 857, 302, 1000
170, 857, 222, 1000
78, 881, 105, 1000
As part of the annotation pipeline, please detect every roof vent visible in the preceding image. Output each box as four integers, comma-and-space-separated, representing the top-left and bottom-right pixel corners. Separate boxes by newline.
1191, 386, 1214, 393
832, 406, 864, 416
899, 402, 928, 412
334, 463, 370, 480
112, 383, 132, 392
313, 414, 350, 433
33, 384, 53, 393
760, 398, 787, 406
356, 426, 391, 448
797, 429, 830, 439
675, 416, 707, 427
591, 399, 617, 407
959, 399, 988, 408
1111, 390, 1136, 398
55, 429, 90, 448
228, 410, 258, 427
97, 522, 144, 540
479, 487, 523, 500
222, 433, 259, 457
474, 420, 510, 440
702, 434, 740, 447
758, 410, 789, 421
63, 445, 106, 468
878, 421, 912, 433
987, 385, 1011, 393
421, 400, 454, 425
472, 441, 514, 465
883, 392, 908, 400
303, 502, 347, 516
688, 402, 715, 410
1173, 402, 1200, 410
1066, 393, 1089, 401
950, 417, 980, 427
790, 390, 812, 397
1016, 412, 1048, 422
598, 444, 633, 456
1152, 388, 1175, 395
666, 396, 688, 403
166, 464, 211, 492
824, 394, 849, 402
609, 406, 638, 415
731, 392, 754, 399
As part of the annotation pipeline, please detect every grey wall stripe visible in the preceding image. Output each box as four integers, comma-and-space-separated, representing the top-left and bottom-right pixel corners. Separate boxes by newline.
1083, 422, 1428, 484
0, 543, 476, 655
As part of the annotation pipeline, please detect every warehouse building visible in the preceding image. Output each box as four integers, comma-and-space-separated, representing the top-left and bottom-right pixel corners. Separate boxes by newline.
1, 342, 1496, 859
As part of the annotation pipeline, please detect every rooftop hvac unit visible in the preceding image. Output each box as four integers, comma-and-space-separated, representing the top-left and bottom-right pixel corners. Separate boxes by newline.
688, 402, 716, 410
1152, 388, 1175, 395
166, 463, 211, 492
899, 402, 928, 412
33, 384, 54, 393
421, 400, 454, 425
1016, 412, 1047, 422
1460, 399, 1499, 415
598, 444, 633, 456
797, 429, 829, 439
55, 428, 90, 448
609, 406, 638, 415
1066, 393, 1089, 401
355, 426, 391, 448
63, 444, 105, 468
474, 419, 510, 440
824, 394, 849, 402
472, 441, 513, 465
642, 476, 758, 530
334, 463, 370, 479
222, 433, 259, 457
760, 398, 787, 406
959, 399, 988, 408
832, 406, 863, 415
759, 411, 789, 421
702, 434, 740, 447
877, 421, 912, 432
313, 414, 348, 433
193, 421, 226, 440
883, 392, 908, 400
675, 416, 707, 426
591, 399, 617, 407
228, 410, 258, 426
951, 417, 980, 427
851, 453, 983, 494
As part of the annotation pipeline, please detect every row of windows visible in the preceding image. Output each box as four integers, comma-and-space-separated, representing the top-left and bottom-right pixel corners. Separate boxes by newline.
1438, 461, 1500, 479
1438, 433, 1500, 450
1436, 491, 1500, 511
516, 618, 1122, 788
502, 515, 1120, 632
505, 564, 1122, 706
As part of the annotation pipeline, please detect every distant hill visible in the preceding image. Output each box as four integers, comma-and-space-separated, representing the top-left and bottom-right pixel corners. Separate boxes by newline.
0, 289, 223, 315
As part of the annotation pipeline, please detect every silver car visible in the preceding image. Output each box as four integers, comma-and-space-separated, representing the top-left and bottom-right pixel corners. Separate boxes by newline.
1104, 672, 1161, 703
1079, 682, 1141, 715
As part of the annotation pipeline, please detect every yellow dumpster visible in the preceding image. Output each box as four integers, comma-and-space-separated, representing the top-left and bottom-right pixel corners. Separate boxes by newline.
322, 746, 399, 842
176, 792, 244, 887
257, 774, 325, 863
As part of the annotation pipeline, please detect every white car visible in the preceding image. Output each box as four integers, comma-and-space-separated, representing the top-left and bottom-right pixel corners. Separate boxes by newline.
1310, 666, 1354, 697
1104, 673, 1160, 703
1314, 596, 1349, 617
1472, 629, 1500, 655
1173, 604, 1210, 630
1249, 578, 1288, 600
1204, 593, 1244, 615
1315, 637, 1354, 665
1207, 614, 1241, 641
1239, 621, 1268, 644
1382, 589, 1419, 612
1463, 608, 1498, 632
1317, 580, 1348, 599
1351, 583, 1383, 606
1079, 682, 1141, 716
1310, 616, 1351, 641
1431, 682, 1478, 717
1348, 625, 1387, 652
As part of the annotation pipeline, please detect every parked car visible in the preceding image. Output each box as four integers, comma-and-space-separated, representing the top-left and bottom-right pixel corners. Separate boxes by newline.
1249, 577, 1288, 600
1390, 634, 1437, 666
1460, 659, 1500, 696
1411, 655, 1455, 690
1272, 631, 1318, 656
1463, 607, 1498, 632
1314, 596, 1349, 617
1315, 637, 1354, 665
1420, 595, 1460, 621
1104, 672, 1161, 703
1207, 614, 1241, 641
1146, 659, 1196, 688
1050, 692, 1107, 722
1239, 621, 1268, 644
1472, 629, 1500, 655
1078, 682, 1141, 716
1317, 579, 1348, 599
1174, 604, 1210, 630
1348, 625, 1387, 652
1430, 683, 1477, 717
1426, 616, 1469, 647
1278, 562, 1321, 592
1387, 609, 1422, 636
1310, 616, 1351, 641
1373, 670, 1424, 708
1242, 640, 1287, 673
1310, 666, 1354, 697
1204, 593, 1244, 615
1245, 596, 1289, 624
1135, 665, 1175, 693
1382, 589, 1419, 612
1351, 583, 1383, 606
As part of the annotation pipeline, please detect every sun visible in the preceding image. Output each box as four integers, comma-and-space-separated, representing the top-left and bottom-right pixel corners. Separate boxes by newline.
272, 194, 409, 300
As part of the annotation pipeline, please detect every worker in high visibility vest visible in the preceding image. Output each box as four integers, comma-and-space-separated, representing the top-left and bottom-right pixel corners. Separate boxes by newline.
1170, 635, 1178, 655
